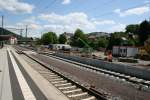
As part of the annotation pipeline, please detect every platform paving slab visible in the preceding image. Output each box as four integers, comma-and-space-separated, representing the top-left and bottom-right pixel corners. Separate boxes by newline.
0, 47, 13, 100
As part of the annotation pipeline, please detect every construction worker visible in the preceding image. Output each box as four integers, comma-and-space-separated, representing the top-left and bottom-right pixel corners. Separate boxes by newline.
107, 51, 112, 62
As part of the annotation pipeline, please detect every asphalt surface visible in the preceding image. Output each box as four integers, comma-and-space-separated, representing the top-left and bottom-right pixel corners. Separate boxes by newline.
31, 53, 150, 100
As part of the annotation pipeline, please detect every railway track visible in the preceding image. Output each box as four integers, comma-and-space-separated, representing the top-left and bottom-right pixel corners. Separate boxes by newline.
14, 46, 108, 100
14, 46, 150, 95
45, 54, 150, 91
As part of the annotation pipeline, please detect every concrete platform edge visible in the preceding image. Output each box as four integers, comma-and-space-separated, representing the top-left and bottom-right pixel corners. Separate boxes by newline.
10, 47, 70, 100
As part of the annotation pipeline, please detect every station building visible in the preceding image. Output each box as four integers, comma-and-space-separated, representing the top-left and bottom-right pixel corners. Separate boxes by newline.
0, 35, 17, 44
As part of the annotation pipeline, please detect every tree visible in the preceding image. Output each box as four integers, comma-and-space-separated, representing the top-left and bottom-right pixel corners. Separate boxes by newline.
125, 24, 139, 34
59, 34, 67, 44
74, 29, 86, 40
52, 32, 58, 44
107, 32, 127, 50
71, 29, 87, 47
97, 36, 109, 48
41, 32, 58, 45
138, 20, 150, 45
127, 39, 135, 46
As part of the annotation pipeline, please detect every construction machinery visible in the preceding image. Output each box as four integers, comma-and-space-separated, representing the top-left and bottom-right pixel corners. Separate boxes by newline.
144, 39, 150, 55
78, 38, 93, 57
139, 39, 150, 60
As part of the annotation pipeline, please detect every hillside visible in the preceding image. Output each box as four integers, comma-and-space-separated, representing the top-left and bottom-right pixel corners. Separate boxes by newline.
87, 32, 110, 38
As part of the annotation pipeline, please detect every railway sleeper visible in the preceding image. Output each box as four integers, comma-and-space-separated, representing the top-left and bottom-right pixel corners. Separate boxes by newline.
64, 89, 84, 95
42, 73, 53, 76
50, 78, 64, 81
68, 92, 89, 99
38, 71, 52, 74
59, 85, 76, 90
63, 88, 82, 94
81, 96, 96, 100
55, 83, 72, 87
47, 74, 58, 77
47, 76, 61, 80
51, 80, 67, 84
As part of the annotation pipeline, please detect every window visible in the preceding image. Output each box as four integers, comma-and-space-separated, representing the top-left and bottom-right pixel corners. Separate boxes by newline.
120, 49, 122, 52
124, 49, 126, 53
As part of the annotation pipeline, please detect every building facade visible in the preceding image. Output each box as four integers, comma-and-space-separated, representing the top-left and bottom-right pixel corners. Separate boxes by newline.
0, 35, 17, 44
113, 46, 139, 57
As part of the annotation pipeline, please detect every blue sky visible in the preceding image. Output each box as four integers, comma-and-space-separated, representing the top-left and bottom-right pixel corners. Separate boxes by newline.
0, 0, 150, 37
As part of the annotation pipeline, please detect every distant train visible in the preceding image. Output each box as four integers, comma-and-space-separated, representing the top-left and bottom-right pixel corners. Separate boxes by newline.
48, 44, 71, 51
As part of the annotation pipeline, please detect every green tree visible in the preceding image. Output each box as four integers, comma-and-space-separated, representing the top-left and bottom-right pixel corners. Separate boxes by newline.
97, 36, 109, 48
138, 20, 150, 45
127, 39, 135, 46
71, 29, 87, 47
52, 32, 58, 44
107, 32, 127, 50
89, 41, 97, 49
125, 24, 139, 34
59, 34, 67, 44
41, 32, 58, 45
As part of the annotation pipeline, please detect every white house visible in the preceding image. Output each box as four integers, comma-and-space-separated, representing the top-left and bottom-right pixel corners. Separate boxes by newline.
0, 35, 17, 45
9, 36, 17, 44
113, 46, 139, 57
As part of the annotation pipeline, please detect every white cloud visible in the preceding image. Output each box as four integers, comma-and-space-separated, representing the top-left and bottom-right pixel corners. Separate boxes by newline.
62, 0, 71, 5
13, 17, 42, 37
38, 12, 125, 34
0, 0, 34, 14
39, 12, 121, 34
39, 12, 96, 34
114, 5, 150, 17
93, 20, 115, 25
16, 17, 41, 30
6, 12, 127, 37
108, 23, 126, 32
144, 0, 150, 4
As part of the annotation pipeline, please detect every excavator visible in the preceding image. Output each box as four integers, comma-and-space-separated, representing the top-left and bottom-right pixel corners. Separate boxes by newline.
145, 39, 150, 55
78, 38, 93, 57
139, 39, 150, 60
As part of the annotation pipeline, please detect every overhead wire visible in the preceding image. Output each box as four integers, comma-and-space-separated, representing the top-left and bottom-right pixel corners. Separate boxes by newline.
38, 0, 57, 13
93, 2, 150, 18
85, 0, 117, 13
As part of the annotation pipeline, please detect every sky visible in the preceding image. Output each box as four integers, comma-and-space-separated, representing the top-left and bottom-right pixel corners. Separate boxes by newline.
0, 0, 150, 37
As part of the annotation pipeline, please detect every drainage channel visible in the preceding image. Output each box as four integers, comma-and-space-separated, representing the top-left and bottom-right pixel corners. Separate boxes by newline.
15, 49, 107, 100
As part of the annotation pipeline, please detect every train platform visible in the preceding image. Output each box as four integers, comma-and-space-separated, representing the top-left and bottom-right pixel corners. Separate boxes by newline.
0, 46, 69, 100
0, 47, 13, 100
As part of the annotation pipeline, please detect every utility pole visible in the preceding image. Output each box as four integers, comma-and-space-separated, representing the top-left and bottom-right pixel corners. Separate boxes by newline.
1, 15, 4, 35
41, 32, 43, 38
2, 16, 3, 28
25, 25, 28, 38
20, 29, 23, 37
